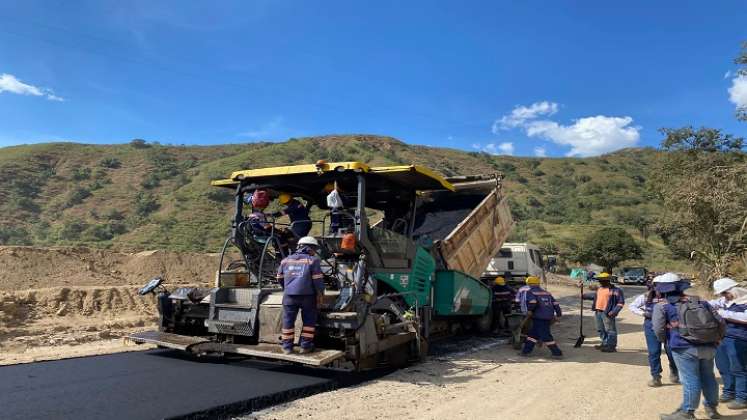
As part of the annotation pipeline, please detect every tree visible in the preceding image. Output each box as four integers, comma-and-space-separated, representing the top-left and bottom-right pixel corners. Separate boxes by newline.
574, 227, 643, 273
653, 127, 747, 283
736, 41, 747, 121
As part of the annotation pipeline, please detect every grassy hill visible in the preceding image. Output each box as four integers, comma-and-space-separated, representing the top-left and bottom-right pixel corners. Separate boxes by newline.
0, 135, 686, 271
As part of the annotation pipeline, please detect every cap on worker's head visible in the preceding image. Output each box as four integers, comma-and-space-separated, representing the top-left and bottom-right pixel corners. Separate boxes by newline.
713, 277, 738, 295
653, 273, 680, 283
494, 276, 505, 285
525, 276, 540, 285
278, 193, 292, 205
323, 182, 335, 193
297, 236, 320, 248
596, 272, 611, 280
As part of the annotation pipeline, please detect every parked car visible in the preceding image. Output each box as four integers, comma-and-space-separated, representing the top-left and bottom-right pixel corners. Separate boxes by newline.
618, 267, 648, 285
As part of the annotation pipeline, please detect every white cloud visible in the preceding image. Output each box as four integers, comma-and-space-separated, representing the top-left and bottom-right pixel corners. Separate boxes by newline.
0, 73, 64, 101
481, 142, 514, 156
493, 101, 558, 132
534, 146, 547, 157
239, 116, 285, 139
525, 115, 640, 157
728, 75, 747, 109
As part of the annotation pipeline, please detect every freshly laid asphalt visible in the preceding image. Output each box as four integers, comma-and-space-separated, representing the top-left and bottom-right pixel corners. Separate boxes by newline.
0, 349, 364, 420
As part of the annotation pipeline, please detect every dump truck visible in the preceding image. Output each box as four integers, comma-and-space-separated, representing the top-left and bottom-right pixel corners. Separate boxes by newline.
129, 161, 513, 370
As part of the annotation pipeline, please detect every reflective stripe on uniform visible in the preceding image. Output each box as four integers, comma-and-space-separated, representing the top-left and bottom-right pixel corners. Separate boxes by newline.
545, 341, 556, 345
526, 336, 538, 343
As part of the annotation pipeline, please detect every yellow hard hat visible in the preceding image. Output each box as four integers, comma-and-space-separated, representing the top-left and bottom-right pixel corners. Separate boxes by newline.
526, 276, 540, 285
596, 272, 611, 279
278, 193, 292, 205
494, 276, 505, 285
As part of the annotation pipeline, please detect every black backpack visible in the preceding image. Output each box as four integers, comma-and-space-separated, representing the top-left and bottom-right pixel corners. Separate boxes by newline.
676, 296, 725, 344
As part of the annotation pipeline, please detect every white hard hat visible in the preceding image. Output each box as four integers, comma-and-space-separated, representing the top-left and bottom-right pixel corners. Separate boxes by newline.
653, 272, 680, 283
297, 236, 320, 247
713, 277, 738, 295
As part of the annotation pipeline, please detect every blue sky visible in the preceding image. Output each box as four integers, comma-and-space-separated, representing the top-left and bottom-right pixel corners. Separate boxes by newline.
0, 1, 745, 156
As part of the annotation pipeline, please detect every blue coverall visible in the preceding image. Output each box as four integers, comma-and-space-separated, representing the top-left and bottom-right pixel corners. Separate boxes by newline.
276, 248, 325, 351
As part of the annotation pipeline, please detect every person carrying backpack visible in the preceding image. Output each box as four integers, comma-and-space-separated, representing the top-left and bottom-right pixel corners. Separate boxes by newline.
652, 273, 725, 420
519, 276, 563, 359
709, 278, 747, 411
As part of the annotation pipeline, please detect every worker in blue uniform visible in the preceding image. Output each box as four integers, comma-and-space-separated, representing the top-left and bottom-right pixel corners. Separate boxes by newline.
709, 277, 747, 411
276, 236, 325, 354
519, 276, 563, 359
652, 273, 724, 420
273, 193, 312, 238
492, 276, 515, 333
629, 280, 680, 387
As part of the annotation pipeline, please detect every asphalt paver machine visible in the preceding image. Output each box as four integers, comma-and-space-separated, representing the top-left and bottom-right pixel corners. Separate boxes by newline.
129, 161, 513, 370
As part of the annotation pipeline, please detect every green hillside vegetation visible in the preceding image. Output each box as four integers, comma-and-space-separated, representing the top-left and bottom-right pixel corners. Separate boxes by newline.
0, 135, 684, 271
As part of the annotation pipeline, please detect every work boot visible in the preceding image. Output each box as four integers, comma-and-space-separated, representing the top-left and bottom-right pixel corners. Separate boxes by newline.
593, 344, 605, 350
719, 394, 734, 403
299, 346, 315, 354
726, 401, 747, 410
669, 373, 680, 384
703, 405, 721, 419
517, 351, 531, 358
648, 377, 663, 387
659, 409, 695, 420
600, 346, 617, 353
550, 354, 563, 360
282, 348, 293, 355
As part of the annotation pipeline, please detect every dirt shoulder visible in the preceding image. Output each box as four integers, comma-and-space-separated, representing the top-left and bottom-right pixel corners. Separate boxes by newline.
0, 246, 218, 365
248, 284, 745, 420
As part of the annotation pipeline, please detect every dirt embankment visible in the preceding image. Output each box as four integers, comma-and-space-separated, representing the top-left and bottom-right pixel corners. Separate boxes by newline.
0, 246, 223, 291
0, 246, 223, 365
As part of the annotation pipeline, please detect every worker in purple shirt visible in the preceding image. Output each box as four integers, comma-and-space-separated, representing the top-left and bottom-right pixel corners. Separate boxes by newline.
519, 276, 563, 359
276, 236, 325, 354
273, 193, 312, 238
652, 273, 724, 420
709, 277, 747, 411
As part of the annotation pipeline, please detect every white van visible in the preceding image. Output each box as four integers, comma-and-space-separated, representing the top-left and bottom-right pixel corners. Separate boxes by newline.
482, 242, 545, 284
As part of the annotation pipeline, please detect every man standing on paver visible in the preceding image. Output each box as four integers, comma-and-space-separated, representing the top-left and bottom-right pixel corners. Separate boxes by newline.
583, 272, 624, 352
277, 236, 325, 354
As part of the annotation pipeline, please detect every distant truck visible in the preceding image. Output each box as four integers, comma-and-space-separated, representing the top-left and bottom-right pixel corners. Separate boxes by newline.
481, 242, 545, 285
618, 266, 648, 285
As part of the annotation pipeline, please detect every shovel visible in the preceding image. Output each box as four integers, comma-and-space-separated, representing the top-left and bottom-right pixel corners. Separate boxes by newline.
574, 279, 586, 348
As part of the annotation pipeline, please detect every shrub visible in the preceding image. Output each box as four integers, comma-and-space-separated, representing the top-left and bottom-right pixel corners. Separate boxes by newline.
66, 186, 91, 207
206, 188, 233, 203
532, 169, 545, 177
71, 166, 91, 181
99, 157, 121, 169
103, 209, 125, 220
57, 219, 87, 241
0, 225, 30, 245
83, 224, 113, 241
130, 139, 150, 148
134, 192, 159, 217
141, 174, 161, 189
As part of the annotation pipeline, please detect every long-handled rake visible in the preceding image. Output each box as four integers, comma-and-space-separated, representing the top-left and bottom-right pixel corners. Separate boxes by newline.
574, 279, 586, 348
